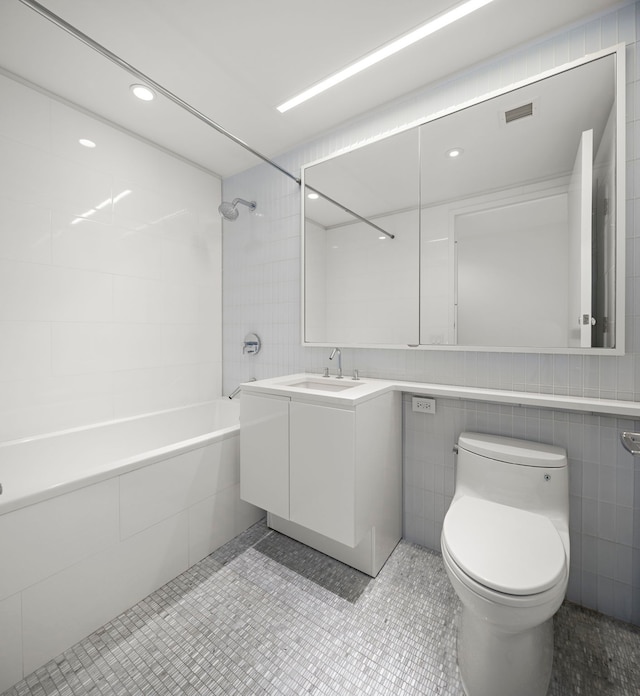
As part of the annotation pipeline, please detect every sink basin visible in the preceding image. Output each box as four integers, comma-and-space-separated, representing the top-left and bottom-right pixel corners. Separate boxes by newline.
287, 379, 360, 392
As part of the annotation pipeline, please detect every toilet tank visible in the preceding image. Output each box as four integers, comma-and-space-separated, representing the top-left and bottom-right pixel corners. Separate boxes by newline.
454, 432, 568, 525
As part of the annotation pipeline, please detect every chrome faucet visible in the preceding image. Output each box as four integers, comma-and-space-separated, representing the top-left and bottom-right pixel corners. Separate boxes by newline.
329, 347, 343, 379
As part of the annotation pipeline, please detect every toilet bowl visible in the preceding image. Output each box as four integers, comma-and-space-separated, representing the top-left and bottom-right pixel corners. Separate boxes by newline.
441, 433, 569, 696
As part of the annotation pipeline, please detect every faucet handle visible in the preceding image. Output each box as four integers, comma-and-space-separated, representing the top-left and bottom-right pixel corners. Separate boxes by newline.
352, 369, 359, 381
323, 366, 329, 378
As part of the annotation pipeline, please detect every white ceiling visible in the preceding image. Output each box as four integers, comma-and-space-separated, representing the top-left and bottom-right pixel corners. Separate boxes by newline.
0, 0, 626, 179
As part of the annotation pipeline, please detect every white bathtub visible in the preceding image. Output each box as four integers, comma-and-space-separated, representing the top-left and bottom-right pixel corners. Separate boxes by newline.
0, 399, 241, 514
0, 399, 263, 693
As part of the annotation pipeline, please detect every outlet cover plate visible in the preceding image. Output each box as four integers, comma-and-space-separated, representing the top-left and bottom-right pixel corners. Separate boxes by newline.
412, 396, 436, 414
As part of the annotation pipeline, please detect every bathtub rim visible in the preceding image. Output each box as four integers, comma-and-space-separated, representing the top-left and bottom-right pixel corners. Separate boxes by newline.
0, 399, 238, 449
0, 399, 240, 517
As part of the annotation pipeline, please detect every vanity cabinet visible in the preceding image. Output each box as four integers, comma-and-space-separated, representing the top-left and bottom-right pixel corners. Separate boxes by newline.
289, 402, 356, 545
239, 393, 290, 519
240, 387, 402, 575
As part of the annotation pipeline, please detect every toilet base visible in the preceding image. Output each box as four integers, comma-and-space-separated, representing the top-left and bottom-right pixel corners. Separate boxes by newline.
457, 606, 553, 696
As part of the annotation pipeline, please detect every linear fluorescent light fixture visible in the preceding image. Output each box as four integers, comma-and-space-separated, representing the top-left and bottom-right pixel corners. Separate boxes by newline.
277, 0, 494, 113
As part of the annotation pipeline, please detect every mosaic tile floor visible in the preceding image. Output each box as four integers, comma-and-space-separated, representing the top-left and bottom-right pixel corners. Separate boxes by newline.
4, 521, 640, 696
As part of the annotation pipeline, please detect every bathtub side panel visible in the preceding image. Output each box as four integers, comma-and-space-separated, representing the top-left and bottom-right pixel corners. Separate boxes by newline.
0, 592, 22, 693
0, 478, 120, 601
119, 438, 238, 539
186, 432, 263, 563
188, 484, 236, 564
21, 511, 189, 676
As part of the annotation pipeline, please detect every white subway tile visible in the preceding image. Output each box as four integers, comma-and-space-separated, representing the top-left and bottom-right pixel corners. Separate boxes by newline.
0, 321, 50, 380
0, 373, 113, 440
111, 366, 169, 418
51, 212, 117, 273
48, 156, 113, 223
0, 196, 50, 264
51, 322, 113, 375
0, 74, 50, 151
6, 263, 113, 323
110, 323, 165, 371
114, 275, 165, 323
111, 225, 165, 279
161, 281, 201, 324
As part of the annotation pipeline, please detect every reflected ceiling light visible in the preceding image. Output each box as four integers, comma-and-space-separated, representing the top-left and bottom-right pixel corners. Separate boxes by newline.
71, 190, 132, 225
447, 147, 463, 158
78, 138, 96, 148
276, 0, 494, 113
307, 192, 320, 199
130, 84, 155, 101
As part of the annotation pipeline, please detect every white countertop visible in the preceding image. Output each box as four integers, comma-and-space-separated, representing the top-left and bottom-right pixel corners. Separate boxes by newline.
241, 373, 640, 418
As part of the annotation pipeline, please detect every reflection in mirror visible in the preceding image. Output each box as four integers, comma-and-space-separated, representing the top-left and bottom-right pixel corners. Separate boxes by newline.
304, 129, 420, 344
302, 48, 624, 353
419, 54, 616, 348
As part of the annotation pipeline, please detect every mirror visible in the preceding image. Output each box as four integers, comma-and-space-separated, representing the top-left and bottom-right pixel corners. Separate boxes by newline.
302, 47, 624, 353
304, 128, 420, 345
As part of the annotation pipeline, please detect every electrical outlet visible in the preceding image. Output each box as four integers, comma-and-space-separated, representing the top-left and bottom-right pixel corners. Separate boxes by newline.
412, 397, 436, 414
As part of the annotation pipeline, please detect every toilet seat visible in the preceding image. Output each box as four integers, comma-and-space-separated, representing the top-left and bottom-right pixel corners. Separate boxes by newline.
442, 496, 566, 596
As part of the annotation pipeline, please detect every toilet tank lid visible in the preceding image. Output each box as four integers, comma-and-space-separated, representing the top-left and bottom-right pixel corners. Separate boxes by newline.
458, 432, 567, 468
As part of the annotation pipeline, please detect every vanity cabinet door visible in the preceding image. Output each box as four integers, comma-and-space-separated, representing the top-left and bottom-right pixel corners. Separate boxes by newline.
240, 393, 290, 519
289, 402, 357, 546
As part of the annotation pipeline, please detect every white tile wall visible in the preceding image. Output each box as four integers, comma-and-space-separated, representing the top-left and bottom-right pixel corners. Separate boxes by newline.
222, 3, 640, 625
0, 71, 222, 441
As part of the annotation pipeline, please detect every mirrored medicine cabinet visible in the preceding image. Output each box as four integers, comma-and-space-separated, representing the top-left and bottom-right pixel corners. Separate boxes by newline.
301, 46, 626, 354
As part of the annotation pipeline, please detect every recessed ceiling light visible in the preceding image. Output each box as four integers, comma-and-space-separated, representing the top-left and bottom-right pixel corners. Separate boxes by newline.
276, 0, 495, 113
447, 148, 463, 158
78, 138, 96, 148
130, 84, 155, 101
307, 192, 320, 200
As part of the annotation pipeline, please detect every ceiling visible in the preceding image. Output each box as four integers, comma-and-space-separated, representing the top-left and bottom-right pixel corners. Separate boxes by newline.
0, 0, 626, 179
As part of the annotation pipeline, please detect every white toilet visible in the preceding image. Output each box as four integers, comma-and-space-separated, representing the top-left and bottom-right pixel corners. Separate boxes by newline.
441, 432, 569, 696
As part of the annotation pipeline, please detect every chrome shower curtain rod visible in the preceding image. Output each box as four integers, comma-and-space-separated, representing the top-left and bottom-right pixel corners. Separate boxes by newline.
17, 0, 394, 240
17, 0, 299, 184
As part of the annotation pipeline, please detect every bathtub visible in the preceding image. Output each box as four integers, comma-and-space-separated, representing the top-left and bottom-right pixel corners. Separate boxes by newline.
0, 399, 263, 693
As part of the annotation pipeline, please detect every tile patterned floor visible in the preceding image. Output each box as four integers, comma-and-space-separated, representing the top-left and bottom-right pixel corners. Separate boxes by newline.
3, 521, 640, 696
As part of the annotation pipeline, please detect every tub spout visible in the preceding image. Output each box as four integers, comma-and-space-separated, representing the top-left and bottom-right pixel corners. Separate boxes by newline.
228, 377, 256, 399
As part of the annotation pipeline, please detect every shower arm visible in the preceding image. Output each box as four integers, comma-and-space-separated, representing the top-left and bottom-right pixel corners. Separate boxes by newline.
17, 0, 394, 241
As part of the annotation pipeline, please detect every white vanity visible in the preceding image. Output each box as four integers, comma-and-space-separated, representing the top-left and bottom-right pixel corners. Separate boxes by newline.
240, 374, 402, 576
240, 369, 640, 578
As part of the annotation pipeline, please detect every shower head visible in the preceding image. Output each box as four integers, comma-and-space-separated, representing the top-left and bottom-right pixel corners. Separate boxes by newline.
218, 198, 257, 221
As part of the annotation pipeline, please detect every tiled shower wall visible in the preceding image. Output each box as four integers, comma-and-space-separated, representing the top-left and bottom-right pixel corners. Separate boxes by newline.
0, 71, 222, 442
223, 2, 640, 624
